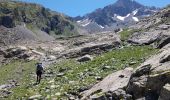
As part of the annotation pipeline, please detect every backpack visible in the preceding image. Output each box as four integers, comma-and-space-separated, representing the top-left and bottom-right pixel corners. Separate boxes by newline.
37, 63, 43, 72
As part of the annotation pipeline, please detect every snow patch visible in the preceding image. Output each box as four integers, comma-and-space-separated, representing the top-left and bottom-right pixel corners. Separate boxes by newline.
117, 16, 125, 21
82, 22, 91, 27
132, 17, 139, 22
132, 9, 138, 16
98, 24, 104, 29
77, 20, 81, 23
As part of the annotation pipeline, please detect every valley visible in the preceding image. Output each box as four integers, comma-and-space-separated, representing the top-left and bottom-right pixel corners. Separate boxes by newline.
0, 0, 170, 100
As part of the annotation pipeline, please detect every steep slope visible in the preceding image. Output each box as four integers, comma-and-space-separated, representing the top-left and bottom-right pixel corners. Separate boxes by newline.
0, 1, 78, 39
81, 5, 170, 100
128, 5, 170, 46
75, 0, 158, 33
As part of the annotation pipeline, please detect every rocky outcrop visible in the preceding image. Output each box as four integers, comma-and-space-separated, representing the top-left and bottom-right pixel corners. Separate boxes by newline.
128, 31, 161, 45
81, 42, 170, 100
80, 67, 133, 99
3, 46, 30, 59
1, 46, 46, 61
59, 31, 121, 58
126, 46, 170, 99
62, 41, 120, 58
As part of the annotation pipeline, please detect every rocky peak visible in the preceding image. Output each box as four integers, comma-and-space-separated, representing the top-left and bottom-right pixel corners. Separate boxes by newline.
75, 0, 158, 33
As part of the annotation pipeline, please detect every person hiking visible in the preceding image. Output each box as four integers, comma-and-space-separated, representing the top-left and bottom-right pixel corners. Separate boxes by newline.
36, 63, 44, 84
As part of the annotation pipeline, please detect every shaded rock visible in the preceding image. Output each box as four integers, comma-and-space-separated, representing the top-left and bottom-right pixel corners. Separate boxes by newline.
159, 53, 170, 63
95, 76, 103, 81
111, 89, 132, 100
156, 35, 170, 49
159, 83, 170, 100
81, 67, 133, 99
126, 75, 148, 99
133, 64, 151, 77
77, 55, 93, 62
128, 31, 161, 45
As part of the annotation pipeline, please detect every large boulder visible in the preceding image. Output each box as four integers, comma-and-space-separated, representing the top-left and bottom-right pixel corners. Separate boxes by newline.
80, 67, 133, 100
4, 46, 30, 59
128, 31, 161, 45
127, 46, 170, 99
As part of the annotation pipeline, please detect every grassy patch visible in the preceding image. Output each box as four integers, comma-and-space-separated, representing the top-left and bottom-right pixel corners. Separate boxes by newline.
0, 46, 158, 99
120, 29, 141, 41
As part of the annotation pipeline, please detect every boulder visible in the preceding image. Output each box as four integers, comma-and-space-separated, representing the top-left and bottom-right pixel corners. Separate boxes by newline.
4, 46, 30, 59
81, 67, 133, 99
77, 55, 93, 62
128, 31, 161, 45
159, 83, 170, 100
127, 46, 170, 99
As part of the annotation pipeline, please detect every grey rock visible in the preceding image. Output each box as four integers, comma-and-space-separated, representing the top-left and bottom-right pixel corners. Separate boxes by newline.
81, 67, 133, 99
133, 64, 151, 77
128, 31, 161, 45
77, 55, 93, 62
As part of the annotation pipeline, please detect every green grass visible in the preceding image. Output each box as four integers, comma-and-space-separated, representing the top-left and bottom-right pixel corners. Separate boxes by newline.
0, 46, 158, 99
0, 60, 37, 100
120, 29, 142, 41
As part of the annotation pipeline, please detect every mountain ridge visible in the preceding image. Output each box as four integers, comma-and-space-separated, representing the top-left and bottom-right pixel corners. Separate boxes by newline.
74, 0, 159, 33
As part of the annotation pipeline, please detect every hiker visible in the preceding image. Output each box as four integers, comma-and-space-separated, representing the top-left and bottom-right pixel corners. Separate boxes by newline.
36, 63, 44, 84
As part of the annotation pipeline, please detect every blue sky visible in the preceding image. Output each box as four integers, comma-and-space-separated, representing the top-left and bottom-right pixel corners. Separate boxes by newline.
20, 0, 170, 17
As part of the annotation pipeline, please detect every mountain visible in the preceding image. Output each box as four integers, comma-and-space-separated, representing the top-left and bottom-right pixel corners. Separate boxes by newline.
75, 0, 159, 33
0, 1, 78, 43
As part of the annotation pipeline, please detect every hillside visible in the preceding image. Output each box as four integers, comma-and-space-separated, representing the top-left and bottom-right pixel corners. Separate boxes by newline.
0, 1, 78, 40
